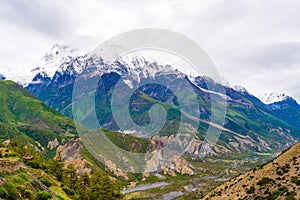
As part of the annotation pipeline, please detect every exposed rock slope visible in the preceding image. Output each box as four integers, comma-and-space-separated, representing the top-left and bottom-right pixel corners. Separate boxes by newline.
203, 141, 300, 200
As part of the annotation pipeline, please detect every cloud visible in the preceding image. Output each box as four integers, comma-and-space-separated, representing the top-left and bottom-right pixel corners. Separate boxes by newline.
0, 0, 73, 38
227, 43, 300, 69
0, 0, 299, 101
215, 42, 300, 100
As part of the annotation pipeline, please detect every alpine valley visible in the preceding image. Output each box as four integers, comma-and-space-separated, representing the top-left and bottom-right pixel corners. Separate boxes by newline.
1, 43, 300, 199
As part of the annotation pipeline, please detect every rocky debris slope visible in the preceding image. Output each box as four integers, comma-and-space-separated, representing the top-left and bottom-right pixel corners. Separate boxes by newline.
203, 141, 300, 200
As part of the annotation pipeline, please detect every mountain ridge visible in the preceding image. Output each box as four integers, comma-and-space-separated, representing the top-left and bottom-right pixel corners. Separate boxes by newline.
2, 43, 300, 159
19, 44, 299, 157
3, 43, 299, 106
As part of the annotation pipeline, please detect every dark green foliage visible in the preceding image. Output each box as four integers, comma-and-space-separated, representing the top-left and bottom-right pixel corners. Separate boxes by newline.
39, 177, 52, 187
291, 176, 300, 186
46, 156, 65, 181
63, 186, 75, 195
45, 157, 123, 200
103, 128, 150, 153
2, 182, 17, 200
246, 186, 255, 194
24, 189, 33, 199
1, 140, 123, 200
26, 160, 44, 169
276, 163, 291, 176
257, 177, 275, 186
0, 187, 9, 199
89, 171, 123, 200
37, 191, 52, 200
277, 186, 288, 193
286, 191, 297, 200
266, 191, 279, 200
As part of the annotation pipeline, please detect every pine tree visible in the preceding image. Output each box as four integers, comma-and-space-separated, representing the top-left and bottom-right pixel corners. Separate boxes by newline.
89, 171, 123, 200
47, 154, 65, 181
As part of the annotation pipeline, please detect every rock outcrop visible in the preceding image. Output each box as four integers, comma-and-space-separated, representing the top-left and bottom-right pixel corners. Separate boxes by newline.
47, 138, 59, 150
56, 138, 92, 175
144, 135, 195, 177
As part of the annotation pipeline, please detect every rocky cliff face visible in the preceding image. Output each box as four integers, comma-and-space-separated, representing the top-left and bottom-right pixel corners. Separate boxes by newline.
56, 138, 92, 175
143, 135, 195, 177
56, 134, 196, 179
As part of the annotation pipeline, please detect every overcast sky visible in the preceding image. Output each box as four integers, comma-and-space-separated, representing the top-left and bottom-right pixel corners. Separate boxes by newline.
0, 0, 299, 101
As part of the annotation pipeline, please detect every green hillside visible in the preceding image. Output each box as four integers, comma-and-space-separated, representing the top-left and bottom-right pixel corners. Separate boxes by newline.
0, 141, 123, 200
0, 80, 77, 156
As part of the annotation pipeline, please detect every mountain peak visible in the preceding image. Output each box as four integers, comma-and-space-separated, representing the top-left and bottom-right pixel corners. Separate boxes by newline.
258, 92, 290, 104
26, 43, 86, 86
42, 43, 77, 63
48, 43, 72, 54
114, 56, 180, 81
232, 85, 248, 94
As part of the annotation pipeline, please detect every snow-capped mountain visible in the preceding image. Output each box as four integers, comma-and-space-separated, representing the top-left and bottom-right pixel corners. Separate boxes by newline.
27, 43, 87, 86
28, 44, 181, 82
258, 92, 290, 104
3, 43, 299, 109
4, 42, 300, 158
1, 42, 249, 101
232, 85, 248, 94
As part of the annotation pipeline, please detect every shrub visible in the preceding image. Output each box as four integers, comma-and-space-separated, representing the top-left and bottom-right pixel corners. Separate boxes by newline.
276, 170, 283, 175
3, 182, 17, 199
286, 191, 296, 200
246, 186, 255, 194
37, 191, 52, 200
267, 191, 279, 200
19, 173, 29, 181
291, 176, 300, 186
62, 186, 74, 195
39, 177, 52, 187
286, 196, 296, 200
257, 177, 274, 186
0, 187, 8, 199
24, 190, 33, 198
278, 186, 288, 193
26, 160, 43, 169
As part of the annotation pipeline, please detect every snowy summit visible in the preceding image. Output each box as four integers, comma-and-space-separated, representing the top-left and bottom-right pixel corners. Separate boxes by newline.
258, 92, 289, 104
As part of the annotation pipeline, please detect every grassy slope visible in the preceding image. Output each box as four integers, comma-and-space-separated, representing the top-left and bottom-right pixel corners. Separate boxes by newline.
0, 80, 77, 156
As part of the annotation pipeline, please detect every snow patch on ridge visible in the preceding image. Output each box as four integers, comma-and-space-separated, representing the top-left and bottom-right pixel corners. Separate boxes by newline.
258, 92, 289, 104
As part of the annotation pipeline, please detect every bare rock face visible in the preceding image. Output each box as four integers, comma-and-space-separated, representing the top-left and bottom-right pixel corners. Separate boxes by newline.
98, 154, 129, 180
2, 139, 10, 146
185, 139, 202, 155
47, 138, 59, 150
143, 135, 195, 177
57, 138, 130, 179
56, 138, 92, 175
